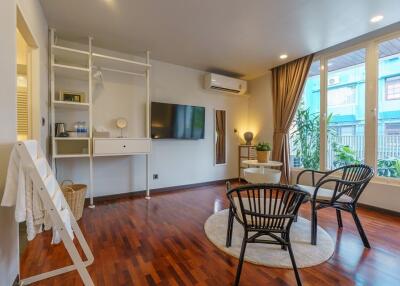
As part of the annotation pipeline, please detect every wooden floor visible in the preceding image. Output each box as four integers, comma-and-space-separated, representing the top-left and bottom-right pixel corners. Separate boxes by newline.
21, 182, 400, 286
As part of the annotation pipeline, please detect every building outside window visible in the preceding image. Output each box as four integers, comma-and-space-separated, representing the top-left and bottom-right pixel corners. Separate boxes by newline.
377, 39, 400, 178
385, 76, 400, 100
385, 123, 400, 136
327, 86, 356, 106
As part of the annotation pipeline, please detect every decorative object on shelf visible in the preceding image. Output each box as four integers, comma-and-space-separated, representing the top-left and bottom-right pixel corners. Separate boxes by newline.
55, 123, 69, 137
243, 131, 254, 145
92, 66, 103, 84
73, 121, 88, 137
116, 118, 128, 138
93, 127, 110, 138
61, 180, 87, 221
60, 91, 85, 103
256, 142, 272, 163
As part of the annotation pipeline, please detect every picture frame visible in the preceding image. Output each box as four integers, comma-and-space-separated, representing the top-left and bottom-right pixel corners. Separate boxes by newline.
60, 91, 85, 103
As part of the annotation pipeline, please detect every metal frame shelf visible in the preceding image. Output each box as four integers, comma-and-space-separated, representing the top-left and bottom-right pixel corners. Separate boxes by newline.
50, 29, 152, 208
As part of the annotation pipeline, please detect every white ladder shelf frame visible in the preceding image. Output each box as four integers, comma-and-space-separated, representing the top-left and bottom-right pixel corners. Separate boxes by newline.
17, 142, 94, 286
50, 29, 152, 207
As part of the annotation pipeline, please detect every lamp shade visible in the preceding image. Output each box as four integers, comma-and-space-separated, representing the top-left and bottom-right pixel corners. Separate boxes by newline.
244, 132, 254, 145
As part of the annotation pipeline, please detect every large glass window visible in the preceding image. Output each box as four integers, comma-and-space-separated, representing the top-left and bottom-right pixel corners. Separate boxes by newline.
289, 61, 320, 169
377, 37, 400, 179
326, 49, 366, 169
290, 33, 400, 182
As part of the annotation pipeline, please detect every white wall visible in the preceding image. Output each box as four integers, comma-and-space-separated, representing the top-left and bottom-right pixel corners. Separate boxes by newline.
247, 71, 274, 144
0, 1, 48, 284
57, 52, 248, 196
150, 60, 248, 189
0, 2, 18, 284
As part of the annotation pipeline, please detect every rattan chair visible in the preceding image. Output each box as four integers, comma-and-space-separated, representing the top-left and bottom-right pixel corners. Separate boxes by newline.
226, 183, 308, 286
296, 164, 374, 247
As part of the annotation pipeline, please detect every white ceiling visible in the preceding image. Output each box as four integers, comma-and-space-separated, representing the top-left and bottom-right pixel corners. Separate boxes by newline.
40, 0, 400, 79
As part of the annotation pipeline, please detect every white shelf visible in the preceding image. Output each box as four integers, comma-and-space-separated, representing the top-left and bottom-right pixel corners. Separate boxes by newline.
53, 64, 89, 81
50, 29, 152, 203
53, 137, 90, 141
92, 52, 150, 76
54, 101, 90, 110
52, 45, 89, 68
53, 154, 90, 158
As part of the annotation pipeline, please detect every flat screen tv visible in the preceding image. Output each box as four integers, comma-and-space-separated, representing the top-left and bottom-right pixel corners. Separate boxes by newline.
151, 102, 205, 139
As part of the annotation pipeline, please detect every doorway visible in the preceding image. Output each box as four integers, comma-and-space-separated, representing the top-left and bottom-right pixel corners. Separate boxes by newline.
16, 27, 31, 141
16, 5, 40, 266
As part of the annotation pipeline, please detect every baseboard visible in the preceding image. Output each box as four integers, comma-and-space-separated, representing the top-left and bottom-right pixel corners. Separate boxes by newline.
358, 203, 400, 217
85, 178, 239, 205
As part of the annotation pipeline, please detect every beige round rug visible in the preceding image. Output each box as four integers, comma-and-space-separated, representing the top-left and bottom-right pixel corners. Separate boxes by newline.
204, 209, 334, 268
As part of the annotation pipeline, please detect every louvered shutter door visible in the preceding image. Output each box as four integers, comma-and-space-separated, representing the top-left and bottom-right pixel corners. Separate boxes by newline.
17, 91, 29, 139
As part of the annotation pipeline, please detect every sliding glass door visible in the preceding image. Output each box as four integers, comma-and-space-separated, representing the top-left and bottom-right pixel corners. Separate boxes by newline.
377, 37, 400, 178
326, 49, 366, 169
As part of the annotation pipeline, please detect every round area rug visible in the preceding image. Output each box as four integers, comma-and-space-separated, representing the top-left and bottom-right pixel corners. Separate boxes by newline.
204, 209, 334, 268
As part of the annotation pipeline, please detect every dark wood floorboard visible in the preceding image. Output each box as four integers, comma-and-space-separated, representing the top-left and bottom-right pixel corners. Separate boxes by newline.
20, 182, 400, 285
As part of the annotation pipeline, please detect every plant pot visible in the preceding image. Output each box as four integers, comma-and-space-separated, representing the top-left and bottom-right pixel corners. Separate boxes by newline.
257, 150, 270, 163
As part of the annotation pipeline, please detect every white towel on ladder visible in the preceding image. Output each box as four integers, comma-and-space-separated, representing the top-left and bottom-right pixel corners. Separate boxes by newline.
1, 142, 74, 243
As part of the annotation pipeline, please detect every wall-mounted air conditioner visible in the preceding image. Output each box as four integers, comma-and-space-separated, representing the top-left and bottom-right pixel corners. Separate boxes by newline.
328, 76, 340, 86
204, 73, 247, 95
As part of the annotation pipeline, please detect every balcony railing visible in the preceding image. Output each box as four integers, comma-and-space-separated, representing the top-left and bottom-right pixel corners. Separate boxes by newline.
291, 135, 400, 178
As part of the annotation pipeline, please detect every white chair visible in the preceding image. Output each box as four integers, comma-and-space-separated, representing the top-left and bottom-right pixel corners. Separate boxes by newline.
243, 167, 281, 184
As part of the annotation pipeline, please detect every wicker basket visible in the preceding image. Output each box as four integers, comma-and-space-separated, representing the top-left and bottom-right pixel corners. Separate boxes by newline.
61, 180, 87, 221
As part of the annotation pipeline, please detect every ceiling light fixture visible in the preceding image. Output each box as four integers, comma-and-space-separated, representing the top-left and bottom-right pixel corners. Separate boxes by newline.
280, 54, 288, 59
370, 15, 384, 23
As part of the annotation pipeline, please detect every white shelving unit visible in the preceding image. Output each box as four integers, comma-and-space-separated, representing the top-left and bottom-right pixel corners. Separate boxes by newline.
50, 29, 152, 207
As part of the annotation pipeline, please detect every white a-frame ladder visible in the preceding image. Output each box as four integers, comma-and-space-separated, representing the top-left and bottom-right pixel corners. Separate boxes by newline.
17, 141, 94, 286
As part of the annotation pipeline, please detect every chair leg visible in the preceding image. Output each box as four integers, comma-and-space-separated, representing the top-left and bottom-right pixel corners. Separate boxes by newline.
234, 233, 248, 286
287, 239, 302, 286
226, 206, 234, 247
281, 232, 287, 250
311, 208, 318, 245
351, 210, 370, 248
336, 209, 343, 228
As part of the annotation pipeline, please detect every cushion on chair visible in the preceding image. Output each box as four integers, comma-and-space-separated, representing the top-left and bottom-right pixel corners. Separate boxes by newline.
296, 184, 352, 203
232, 197, 289, 228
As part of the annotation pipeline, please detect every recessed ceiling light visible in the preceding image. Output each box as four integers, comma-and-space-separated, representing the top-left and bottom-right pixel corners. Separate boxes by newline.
370, 15, 384, 23
280, 54, 288, 59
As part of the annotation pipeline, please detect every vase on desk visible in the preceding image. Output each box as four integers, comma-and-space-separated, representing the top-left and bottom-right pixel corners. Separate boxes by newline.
255, 142, 272, 163
256, 150, 270, 163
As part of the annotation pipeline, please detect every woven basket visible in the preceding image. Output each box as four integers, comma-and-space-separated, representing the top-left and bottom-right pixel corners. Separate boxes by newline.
61, 180, 87, 221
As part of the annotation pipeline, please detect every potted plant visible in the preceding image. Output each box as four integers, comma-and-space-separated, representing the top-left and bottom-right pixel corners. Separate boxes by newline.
256, 142, 272, 163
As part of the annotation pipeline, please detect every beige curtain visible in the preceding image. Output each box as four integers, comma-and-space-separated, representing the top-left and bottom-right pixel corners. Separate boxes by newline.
271, 54, 314, 183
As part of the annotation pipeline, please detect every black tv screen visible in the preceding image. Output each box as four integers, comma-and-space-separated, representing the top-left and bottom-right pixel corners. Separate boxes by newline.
151, 102, 205, 139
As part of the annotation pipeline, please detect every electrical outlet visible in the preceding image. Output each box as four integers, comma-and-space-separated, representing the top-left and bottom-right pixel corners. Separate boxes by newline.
153, 174, 158, 180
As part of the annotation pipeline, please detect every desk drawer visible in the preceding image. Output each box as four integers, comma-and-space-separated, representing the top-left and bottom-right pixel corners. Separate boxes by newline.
93, 138, 151, 156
